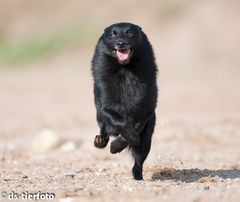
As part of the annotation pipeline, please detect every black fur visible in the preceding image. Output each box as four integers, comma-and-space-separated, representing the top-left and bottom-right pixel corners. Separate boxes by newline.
91, 22, 157, 180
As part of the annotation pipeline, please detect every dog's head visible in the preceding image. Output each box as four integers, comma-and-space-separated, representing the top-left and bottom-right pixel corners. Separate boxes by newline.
102, 22, 143, 65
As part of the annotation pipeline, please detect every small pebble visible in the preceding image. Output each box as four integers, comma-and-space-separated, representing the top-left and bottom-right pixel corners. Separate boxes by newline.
59, 198, 74, 202
60, 141, 77, 152
31, 129, 61, 153
204, 185, 210, 190
64, 172, 75, 178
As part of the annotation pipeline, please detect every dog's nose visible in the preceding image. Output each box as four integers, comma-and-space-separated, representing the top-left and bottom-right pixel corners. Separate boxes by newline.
116, 40, 125, 48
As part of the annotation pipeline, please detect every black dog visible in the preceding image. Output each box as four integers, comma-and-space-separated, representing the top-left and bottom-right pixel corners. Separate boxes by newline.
91, 22, 157, 180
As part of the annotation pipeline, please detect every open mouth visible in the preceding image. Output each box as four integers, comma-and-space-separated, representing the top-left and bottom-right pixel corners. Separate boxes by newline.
113, 48, 132, 63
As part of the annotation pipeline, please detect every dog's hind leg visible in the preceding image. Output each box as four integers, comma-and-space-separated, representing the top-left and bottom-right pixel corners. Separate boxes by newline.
110, 136, 129, 154
130, 114, 156, 180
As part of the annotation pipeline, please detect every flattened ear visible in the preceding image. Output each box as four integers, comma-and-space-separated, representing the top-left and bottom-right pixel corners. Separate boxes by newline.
135, 25, 142, 31
104, 26, 110, 33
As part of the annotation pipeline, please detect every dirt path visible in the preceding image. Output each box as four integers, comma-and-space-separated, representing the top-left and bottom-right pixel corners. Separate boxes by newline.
0, 56, 240, 202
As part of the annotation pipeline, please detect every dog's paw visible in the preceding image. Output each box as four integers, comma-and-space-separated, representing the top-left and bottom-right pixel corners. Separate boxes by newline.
132, 164, 143, 180
94, 135, 109, 148
110, 136, 129, 154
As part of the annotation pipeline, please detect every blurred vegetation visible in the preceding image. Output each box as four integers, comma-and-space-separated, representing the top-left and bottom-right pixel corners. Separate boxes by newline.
0, 0, 193, 65
0, 0, 239, 67
0, 23, 98, 65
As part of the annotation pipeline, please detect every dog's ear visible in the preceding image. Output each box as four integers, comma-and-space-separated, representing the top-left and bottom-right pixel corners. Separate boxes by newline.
104, 26, 110, 33
135, 25, 142, 31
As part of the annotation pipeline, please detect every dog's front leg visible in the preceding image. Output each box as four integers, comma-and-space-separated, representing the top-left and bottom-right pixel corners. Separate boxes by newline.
94, 125, 110, 148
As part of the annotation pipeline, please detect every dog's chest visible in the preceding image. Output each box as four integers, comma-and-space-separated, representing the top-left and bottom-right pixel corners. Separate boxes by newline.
104, 70, 145, 110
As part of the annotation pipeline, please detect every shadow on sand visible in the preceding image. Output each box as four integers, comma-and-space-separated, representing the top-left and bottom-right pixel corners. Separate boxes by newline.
151, 168, 240, 183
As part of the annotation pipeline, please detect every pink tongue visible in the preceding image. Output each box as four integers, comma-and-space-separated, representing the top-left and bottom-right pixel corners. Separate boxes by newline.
116, 49, 130, 61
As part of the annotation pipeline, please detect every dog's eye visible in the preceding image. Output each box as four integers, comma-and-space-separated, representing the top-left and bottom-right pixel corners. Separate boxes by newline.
110, 30, 117, 38
126, 30, 134, 37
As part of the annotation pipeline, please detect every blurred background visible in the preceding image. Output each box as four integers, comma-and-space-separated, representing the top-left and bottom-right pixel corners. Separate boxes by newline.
1, 0, 240, 136
1, 1, 240, 200
1, 0, 240, 130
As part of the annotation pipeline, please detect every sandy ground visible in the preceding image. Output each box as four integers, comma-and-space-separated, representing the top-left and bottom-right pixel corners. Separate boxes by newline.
0, 53, 240, 202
